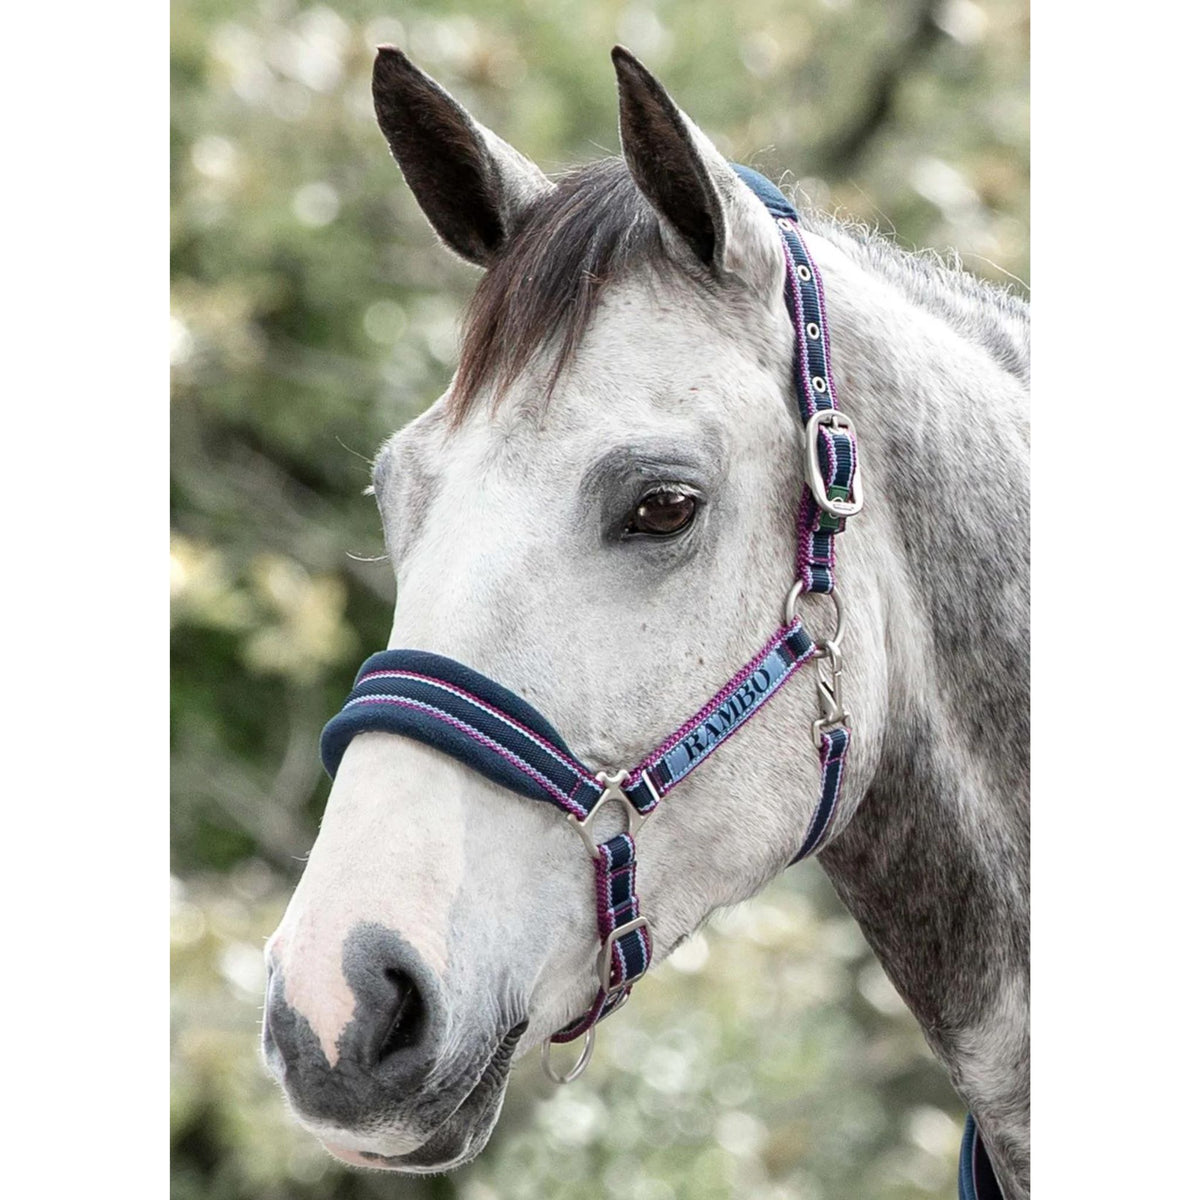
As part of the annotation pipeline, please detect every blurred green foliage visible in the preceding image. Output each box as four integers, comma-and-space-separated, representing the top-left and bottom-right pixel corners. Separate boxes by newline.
170, 1, 1027, 1197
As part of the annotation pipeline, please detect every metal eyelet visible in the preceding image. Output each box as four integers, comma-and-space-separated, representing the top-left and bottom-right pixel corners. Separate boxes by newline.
797, 264, 812, 282
812, 376, 827, 393
806, 322, 821, 339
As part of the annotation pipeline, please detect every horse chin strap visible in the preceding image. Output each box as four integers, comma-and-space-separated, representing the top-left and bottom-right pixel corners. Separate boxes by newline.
319, 166, 859, 1084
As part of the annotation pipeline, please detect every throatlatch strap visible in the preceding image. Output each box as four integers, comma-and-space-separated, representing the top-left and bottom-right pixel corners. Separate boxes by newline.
788, 725, 849, 864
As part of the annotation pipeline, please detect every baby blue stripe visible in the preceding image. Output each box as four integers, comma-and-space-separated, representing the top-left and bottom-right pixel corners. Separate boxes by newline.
657, 644, 801, 785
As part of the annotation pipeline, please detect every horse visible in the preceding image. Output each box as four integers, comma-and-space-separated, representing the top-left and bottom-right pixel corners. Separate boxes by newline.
260, 45, 1029, 1200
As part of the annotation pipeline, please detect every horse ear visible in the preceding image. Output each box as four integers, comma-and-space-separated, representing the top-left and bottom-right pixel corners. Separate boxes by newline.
612, 46, 781, 291
372, 47, 551, 267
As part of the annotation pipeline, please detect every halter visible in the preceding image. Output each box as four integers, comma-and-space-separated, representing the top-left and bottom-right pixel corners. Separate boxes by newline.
320, 167, 859, 1081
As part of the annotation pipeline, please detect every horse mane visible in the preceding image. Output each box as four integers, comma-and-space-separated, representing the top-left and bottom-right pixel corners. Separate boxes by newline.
449, 156, 1029, 421
800, 205, 1030, 386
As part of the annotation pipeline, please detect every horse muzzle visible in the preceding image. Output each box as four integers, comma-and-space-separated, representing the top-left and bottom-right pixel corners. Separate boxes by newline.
261, 921, 524, 1171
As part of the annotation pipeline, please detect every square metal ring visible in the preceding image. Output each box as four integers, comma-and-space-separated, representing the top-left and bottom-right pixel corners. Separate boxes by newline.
566, 770, 647, 859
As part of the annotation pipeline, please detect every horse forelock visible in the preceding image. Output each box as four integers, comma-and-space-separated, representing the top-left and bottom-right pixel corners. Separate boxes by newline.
448, 157, 671, 423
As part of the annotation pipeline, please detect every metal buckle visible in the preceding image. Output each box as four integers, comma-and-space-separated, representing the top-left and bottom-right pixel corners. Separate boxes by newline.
566, 770, 647, 860
597, 915, 652, 998
804, 410, 863, 518
811, 640, 851, 748
540, 1027, 595, 1085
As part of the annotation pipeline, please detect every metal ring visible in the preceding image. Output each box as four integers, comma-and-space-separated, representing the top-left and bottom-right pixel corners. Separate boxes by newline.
540, 1028, 595, 1085
812, 376, 827, 393
806, 322, 821, 339
783, 583, 846, 650
797, 264, 812, 282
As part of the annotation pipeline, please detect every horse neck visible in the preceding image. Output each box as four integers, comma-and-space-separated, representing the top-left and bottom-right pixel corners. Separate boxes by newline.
806, 231, 1030, 1193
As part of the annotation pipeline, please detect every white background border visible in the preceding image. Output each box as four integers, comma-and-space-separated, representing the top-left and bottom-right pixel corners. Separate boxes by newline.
3, 0, 1196, 1191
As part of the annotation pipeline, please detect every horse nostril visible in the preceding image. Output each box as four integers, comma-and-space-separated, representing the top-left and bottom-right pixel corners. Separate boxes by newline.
376, 967, 427, 1063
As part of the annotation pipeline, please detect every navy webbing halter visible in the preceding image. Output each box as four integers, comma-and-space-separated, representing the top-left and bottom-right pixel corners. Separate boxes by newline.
321, 167, 860, 1081
959, 1114, 1004, 1200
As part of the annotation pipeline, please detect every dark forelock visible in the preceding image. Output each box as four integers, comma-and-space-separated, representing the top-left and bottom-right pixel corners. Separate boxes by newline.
448, 158, 668, 420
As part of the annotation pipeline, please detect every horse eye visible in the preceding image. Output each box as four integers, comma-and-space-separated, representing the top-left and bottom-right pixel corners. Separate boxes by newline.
625, 489, 698, 537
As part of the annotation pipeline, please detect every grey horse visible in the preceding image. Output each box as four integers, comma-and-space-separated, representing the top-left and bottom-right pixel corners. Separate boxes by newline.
261, 46, 1029, 1199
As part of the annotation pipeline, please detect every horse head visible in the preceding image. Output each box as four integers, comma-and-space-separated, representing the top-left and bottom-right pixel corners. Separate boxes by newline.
260, 46, 1029, 1198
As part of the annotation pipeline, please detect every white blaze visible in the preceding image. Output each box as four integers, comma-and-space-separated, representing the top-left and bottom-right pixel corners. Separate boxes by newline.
269, 733, 466, 1066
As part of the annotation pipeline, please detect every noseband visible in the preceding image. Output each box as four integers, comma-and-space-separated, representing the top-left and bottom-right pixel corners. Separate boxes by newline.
320, 167, 861, 1080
